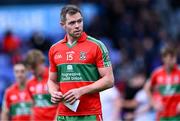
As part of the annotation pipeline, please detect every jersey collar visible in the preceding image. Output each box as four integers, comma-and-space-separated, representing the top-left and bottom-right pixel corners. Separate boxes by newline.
15, 83, 25, 90
62, 32, 87, 43
163, 64, 178, 73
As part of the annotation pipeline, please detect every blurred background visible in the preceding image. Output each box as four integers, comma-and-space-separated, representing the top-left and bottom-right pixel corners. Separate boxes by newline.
0, 0, 179, 120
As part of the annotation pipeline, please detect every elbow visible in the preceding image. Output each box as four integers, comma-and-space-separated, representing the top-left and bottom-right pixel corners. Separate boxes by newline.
107, 76, 114, 88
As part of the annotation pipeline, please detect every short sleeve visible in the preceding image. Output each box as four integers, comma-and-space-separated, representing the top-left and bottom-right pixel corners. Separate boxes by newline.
149, 71, 157, 87
95, 42, 111, 68
48, 47, 57, 72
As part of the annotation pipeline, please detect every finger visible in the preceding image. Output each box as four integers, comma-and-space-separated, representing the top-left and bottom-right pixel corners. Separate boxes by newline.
53, 92, 63, 97
63, 91, 73, 100
51, 97, 61, 103
69, 98, 77, 105
63, 91, 72, 97
54, 91, 63, 97
52, 93, 63, 99
65, 96, 75, 103
51, 98, 58, 104
64, 93, 74, 101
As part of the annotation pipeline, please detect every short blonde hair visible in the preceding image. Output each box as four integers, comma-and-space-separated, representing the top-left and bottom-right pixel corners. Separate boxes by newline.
25, 49, 45, 69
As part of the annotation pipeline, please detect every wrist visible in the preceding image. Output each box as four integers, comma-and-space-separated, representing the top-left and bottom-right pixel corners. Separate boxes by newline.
78, 86, 90, 96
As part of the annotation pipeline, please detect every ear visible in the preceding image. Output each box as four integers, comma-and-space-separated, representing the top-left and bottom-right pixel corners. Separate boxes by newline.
60, 21, 66, 29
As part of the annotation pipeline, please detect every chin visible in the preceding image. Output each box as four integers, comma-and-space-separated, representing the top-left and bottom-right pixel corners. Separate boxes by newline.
74, 34, 81, 38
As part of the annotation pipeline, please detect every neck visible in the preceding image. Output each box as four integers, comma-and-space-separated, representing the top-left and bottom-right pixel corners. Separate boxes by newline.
165, 65, 174, 74
67, 34, 77, 45
36, 66, 45, 81
18, 81, 26, 90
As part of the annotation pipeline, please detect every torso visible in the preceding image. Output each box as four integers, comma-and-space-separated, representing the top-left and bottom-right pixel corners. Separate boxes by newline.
4, 83, 32, 121
27, 68, 58, 120
151, 65, 180, 119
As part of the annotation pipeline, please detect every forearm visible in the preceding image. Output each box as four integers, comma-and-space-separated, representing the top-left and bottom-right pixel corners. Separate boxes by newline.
1, 111, 9, 121
135, 104, 151, 115
144, 82, 153, 103
112, 97, 122, 121
47, 79, 59, 94
79, 75, 114, 95
123, 100, 138, 108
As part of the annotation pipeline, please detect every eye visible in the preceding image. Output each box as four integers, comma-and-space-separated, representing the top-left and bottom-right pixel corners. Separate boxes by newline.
69, 21, 76, 25
77, 19, 82, 23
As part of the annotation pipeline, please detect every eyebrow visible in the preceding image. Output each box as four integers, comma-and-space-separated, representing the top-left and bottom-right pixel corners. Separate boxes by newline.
68, 18, 83, 23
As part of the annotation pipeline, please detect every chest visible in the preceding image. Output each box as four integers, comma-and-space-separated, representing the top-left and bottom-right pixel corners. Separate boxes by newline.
156, 73, 180, 85
9, 90, 31, 104
155, 72, 180, 95
29, 82, 48, 95
53, 43, 96, 65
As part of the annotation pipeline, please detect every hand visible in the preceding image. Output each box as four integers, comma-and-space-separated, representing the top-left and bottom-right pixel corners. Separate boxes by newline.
63, 88, 82, 105
152, 101, 164, 112
176, 103, 180, 115
51, 91, 63, 104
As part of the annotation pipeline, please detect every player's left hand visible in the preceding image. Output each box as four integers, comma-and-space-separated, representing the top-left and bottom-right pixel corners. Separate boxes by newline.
63, 88, 82, 105
176, 103, 180, 114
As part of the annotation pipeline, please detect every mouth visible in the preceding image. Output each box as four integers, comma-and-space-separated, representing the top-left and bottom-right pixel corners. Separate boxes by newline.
74, 30, 81, 33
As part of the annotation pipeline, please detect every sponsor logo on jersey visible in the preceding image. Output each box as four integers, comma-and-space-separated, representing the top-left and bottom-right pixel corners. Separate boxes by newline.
54, 54, 62, 60
67, 65, 73, 72
174, 75, 179, 83
10, 95, 17, 101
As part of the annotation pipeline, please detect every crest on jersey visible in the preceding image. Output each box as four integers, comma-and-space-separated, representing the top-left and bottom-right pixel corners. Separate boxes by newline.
80, 52, 87, 60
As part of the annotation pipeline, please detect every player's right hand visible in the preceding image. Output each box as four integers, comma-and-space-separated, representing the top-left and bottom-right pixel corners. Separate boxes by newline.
51, 91, 63, 104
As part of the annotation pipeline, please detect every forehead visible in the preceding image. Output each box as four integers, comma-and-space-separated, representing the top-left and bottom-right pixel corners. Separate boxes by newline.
66, 12, 82, 22
14, 64, 26, 70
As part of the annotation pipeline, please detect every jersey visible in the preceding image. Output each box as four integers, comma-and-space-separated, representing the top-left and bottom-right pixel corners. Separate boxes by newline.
2, 83, 32, 121
150, 65, 180, 120
27, 68, 58, 121
49, 32, 111, 116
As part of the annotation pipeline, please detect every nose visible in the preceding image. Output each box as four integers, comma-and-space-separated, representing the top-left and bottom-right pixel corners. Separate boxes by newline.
75, 22, 79, 28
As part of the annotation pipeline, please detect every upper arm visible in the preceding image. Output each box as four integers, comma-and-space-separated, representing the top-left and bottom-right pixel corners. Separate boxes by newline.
95, 41, 114, 83
98, 67, 114, 87
149, 72, 157, 90
2, 91, 10, 113
48, 71, 58, 82
98, 66, 114, 78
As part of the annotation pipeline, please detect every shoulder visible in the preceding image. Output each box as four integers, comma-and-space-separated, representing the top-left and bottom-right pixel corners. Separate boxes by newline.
4, 84, 16, 95
151, 66, 163, 76
26, 76, 35, 86
86, 36, 108, 52
49, 39, 64, 51
177, 65, 180, 71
